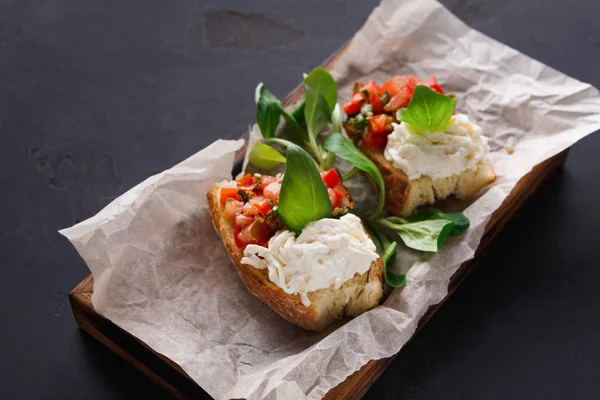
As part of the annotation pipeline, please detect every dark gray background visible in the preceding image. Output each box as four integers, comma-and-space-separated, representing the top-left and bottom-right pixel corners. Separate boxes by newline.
1, 0, 599, 399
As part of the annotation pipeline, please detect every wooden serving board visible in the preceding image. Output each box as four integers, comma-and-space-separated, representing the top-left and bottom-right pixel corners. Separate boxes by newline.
68, 43, 571, 399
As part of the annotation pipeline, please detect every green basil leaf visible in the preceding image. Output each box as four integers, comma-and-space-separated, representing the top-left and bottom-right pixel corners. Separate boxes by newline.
396, 219, 455, 252
377, 231, 405, 288
323, 133, 385, 217
304, 67, 337, 139
400, 85, 456, 132
290, 100, 306, 126
281, 109, 309, 144
331, 103, 343, 134
278, 144, 332, 232
406, 207, 470, 237
365, 223, 405, 288
249, 142, 286, 169
255, 83, 282, 139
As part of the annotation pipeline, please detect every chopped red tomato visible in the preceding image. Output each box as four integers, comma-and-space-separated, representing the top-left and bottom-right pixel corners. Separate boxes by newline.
426, 75, 444, 94
361, 80, 382, 98
255, 175, 277, 190
236, 174, 255, 187
237, 220, 270, 246
249, 197, 272, 217
220, 187, 241, 204
242, 202, 260, 216
234, 226, 245, 249
369, 114, 388, 134
363, 130, 388, 149
382, 75, 444, 112
327, 188, 345, 209
235, 213, 254, 228
381, 75, 417, 98
320, 169, 341, 188
352, 81, 365, 95
369, 92, 385, 114
361, 80, 384, 113
343, 93, 364, 115
328, 188, 339, 209
263, 181, 281, 201
223, 199, 242, 220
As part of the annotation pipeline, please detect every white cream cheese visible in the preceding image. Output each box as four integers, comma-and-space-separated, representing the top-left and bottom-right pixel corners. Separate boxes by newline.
241, 214, 378, 306
383, 113, 490, 180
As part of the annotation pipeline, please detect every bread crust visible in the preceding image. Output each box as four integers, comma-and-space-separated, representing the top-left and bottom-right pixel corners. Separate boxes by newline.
359, 142, 496, 217
207, 183, 383, 331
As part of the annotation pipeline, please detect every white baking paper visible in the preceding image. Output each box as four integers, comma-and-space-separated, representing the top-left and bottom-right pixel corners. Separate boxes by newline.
60, 0, 600, 399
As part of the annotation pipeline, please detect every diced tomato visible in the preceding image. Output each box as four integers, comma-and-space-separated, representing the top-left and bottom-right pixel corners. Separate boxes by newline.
236, 174, 255, 187
249, 197, 272, 217
263, 182, 281, 201
255, 175, 277, 190
369, 93, 385, 114
220, 187, 241, 204
426, 75, 444, 94
320, 169, 341, 188
363, 130, 388, 149
362, 80, 382, 98
327, 188, 345, 209
238, 220, 270, 246
242, 202, 260, 216
343, 93, 364, 116
352, 81, 365, 95
382, 75, 445, 112
369, 114, 388, 134
234, 226, 245, 249
328, 188, 338, 209
381, 75, 417, 98
235, 213, 254, 228
223, 199, 242, 221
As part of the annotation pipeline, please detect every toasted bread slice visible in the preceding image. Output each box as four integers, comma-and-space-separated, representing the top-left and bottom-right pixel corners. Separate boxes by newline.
361, 144, 496, 217
207, 182, 383, 331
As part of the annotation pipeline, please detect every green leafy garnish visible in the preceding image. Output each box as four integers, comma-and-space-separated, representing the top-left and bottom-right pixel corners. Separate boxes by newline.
323, 133, 385, 218
406, 207, 470, 237
249, 142, 286, 169
237, 189, 249, 203
255, 83, 282, 138
399, 85, 456, 132
331, 103, 343, 135
304, 67, 337, 138
374, 217, 456, 252
278, 144, 332, 232
290, 100, 306, 127
365, 223, 406, 288
303, 67, 337, 167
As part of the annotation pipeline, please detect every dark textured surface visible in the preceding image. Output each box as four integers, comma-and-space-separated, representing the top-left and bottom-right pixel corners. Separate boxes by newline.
1, 1, 599, 399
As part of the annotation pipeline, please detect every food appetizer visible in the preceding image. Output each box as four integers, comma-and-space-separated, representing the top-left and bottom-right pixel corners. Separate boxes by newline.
208, 67, 490, 331
343, 76, 496, 216
208, 151, 383, 331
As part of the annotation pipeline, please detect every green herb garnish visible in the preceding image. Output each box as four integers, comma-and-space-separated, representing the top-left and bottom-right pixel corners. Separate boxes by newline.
249, 142, 286, 169
398, 85, 456, 132
323, 133, 385, 218
405, 207, 470, 237
255, 83, 282, 139
365, 222, 405, 288
277, 144, 332, 232
237, 189, 249, 203
373, 217, 456, 253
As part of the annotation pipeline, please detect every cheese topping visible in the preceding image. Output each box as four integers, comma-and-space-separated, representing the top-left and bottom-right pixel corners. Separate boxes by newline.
383, 113, 490, 180
241, 214, 378, 306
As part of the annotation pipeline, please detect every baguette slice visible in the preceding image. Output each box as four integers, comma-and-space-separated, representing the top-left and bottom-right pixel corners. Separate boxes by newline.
361, 144, 496, 217
207, 182, 383, 331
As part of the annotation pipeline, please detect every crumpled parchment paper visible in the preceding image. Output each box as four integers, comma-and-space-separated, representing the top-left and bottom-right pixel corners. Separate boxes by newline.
60, 0, 600, 399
